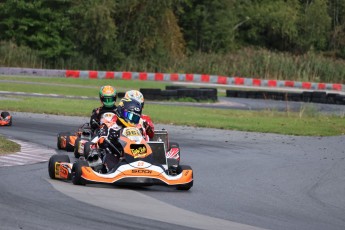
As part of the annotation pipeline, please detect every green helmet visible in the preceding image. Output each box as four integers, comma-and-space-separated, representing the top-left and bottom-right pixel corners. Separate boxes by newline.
99, 85, 117, 108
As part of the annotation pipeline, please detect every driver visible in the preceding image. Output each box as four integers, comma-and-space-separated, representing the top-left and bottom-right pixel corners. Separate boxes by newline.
124, 90, 154, 140
90, 85, 117, 132
90, 97, 143, 172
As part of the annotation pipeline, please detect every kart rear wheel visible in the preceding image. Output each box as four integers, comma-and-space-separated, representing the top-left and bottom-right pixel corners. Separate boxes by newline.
83, 141, 93, 158
72, 160, 89, 185
74, 137, 81, 158
176, 165, 193, 191
57, 132, 71, 150
48, 154, 70, 179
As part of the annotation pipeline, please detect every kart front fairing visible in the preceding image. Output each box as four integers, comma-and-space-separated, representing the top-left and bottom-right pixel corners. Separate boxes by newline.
79, 160, 192, 186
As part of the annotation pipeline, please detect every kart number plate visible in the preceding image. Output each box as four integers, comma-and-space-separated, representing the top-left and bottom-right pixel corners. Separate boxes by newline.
125, 128, 141, 137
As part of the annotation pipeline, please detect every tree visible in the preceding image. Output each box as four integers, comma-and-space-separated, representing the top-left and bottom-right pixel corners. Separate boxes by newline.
328, 0, 345, 57
0, 0, 75, 60
296, 0, 331, 52
236, 0, 300, 51
177, 0, 238, 53
115, 0, 186, 68
69, 0, 121, 68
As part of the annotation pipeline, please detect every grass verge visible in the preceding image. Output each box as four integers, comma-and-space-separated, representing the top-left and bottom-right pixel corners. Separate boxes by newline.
1, 96, 345, 136
0, 136, 21, 155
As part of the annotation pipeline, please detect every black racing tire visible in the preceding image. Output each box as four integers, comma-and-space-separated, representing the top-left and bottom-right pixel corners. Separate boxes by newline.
83, 141, 93, 159
72, 160, 89, 185
57, 132, 71, 150
74, 137, 81, 158
176, 165, 193, 191
48, 154, 70, 179
65, 135, 75, 152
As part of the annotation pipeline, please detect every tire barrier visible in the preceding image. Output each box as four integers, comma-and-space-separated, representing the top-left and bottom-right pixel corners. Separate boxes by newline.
226, 89, 345, 105
140, 86, 217, 101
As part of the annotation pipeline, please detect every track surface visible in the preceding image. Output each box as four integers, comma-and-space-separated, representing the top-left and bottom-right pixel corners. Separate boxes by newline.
0, 112, 345, 230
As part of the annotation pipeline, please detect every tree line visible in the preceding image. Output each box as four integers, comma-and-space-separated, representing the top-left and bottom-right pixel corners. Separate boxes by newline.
0, 0, 344, 82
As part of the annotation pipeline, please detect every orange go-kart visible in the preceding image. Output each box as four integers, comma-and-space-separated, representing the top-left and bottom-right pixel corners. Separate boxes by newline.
48, 124, 193, 190
57, 123, 93, 157
0, 111, 12, 126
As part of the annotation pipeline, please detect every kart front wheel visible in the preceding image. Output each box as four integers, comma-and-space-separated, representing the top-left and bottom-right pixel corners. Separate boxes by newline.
176, 165, 193, 191
48, 154, 70, 179
72, 160, 89, 185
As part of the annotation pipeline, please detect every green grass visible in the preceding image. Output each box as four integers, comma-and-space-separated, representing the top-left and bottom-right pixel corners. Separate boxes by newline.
0, 75, 344, 136
1, 96, 344, 136
0, 136, 21, 155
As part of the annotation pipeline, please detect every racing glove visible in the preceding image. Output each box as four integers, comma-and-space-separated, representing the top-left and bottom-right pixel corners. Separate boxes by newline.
97, 125, 108, 137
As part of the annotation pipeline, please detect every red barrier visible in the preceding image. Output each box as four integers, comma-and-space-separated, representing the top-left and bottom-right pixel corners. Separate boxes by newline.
139, 72, 147, 80
333, 84, 342, 91
217, 76, 227, 84
267, 80, 277, 87
122, 72, 132, 80
302, 82, 311, 89
105, 72, 114, 79
186, 74, 194, 81
234, 77, 244, 85
252, 78, 261, 86
66, 70, 80, 78
155, 73, 163, 81
284, 81, 294, 87
89, 71, 98, 79
201, 74, 210, 82
317, 83, 326, 90
170, 73, 179, 81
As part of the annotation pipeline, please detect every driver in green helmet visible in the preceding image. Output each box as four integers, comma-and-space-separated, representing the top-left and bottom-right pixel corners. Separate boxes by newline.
90, 85, 117, 132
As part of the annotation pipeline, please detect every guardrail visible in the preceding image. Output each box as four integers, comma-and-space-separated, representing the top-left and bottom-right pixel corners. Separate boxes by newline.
1, 67, 344, 92
1, 67, 344, 104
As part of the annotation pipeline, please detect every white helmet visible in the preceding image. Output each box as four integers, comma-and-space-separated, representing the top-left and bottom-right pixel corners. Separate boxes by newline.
124, 90, 144, 108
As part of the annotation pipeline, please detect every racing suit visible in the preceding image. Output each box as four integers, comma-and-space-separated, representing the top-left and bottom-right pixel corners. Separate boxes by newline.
89, 105, 118, 132
140, 114, 154, 140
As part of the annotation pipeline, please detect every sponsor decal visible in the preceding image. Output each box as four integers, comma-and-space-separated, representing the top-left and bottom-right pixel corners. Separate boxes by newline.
59, 166, 69, 179
131, 145, 147, 158
132, 169, 152, 174
55, 162, 61, 178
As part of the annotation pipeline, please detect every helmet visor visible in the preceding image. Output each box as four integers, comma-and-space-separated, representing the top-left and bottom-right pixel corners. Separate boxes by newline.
122, 110, 141, 124
102, 96, 115, 107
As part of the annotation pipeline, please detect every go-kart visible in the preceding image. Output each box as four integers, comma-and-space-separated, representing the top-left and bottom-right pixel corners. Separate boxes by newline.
48, 123, 193, 190
57, 113, 181, 163
57, 123, 93, 158
0, 111, 12, 126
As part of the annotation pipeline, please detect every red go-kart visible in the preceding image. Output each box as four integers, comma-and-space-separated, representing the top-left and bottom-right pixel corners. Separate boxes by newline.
0, 111, 12, 126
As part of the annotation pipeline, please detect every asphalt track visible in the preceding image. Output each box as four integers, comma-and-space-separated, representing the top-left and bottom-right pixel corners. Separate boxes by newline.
0, 111, 345, 230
